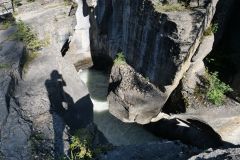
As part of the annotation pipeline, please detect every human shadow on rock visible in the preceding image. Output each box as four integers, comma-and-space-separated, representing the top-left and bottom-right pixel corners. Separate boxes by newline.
45, 70, 73, 159
64, 94, 93, 132
45, 70, 93, 159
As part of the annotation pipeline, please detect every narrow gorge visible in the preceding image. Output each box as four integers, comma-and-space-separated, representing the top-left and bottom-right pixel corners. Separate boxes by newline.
0, 0, 240, 159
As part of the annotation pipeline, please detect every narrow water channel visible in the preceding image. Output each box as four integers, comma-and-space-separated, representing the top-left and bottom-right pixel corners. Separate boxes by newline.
79, 68, 160, 146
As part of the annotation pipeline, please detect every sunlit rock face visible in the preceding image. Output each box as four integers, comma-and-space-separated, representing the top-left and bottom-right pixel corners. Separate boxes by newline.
65, 0, 93, 71
75, 0, 90, 52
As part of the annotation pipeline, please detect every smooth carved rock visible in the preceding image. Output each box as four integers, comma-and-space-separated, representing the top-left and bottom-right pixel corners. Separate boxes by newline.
182, 35, 214, 94
92, 0, 221, 123
65, 0, 93, 71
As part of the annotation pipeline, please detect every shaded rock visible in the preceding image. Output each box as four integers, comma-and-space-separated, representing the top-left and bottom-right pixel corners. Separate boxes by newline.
98, 141, 200, 160
144, 118, 223, 149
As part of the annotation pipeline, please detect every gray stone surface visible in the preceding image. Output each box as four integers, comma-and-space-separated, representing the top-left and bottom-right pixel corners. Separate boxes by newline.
108, 63, 167, 124
0, 0, 13, 16
64, 0, 93, 71
0, 20, 28, 160
1, 0, 240, 159
0, 100, 31, 160
189, 147, 240, 160
0, 0, 93, 159
98, 141, 200, 160
181, 35, 214, 98
14, 1, 90, 158
92, 0, 220, 123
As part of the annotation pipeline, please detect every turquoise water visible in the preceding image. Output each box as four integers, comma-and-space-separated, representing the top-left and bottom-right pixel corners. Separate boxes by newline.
79, 69, 160, 146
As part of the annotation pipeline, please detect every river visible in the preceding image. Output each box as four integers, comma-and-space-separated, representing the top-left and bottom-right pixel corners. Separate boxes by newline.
79, 68, 160, 146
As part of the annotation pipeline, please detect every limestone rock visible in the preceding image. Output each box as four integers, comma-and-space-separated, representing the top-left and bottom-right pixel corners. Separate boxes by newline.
181, 35, 214, 97
0, 19, 29, 159
0, 1, 94, 159
189, 147, 240, 160
108, 63, 168, 124
92, 0, 221, 123
64, 0, 93, 71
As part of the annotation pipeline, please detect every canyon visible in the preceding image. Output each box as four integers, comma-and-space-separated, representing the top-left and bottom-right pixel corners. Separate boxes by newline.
0, 0, 240, 159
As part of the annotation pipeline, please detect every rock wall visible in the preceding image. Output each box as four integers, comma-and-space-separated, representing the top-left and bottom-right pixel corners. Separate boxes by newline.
0, 22, 30, 159
90, 0, 222, 123
64, 0, 93, 71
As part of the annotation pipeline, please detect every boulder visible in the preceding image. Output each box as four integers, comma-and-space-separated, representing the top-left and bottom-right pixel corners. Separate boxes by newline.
108, 63, 168, 124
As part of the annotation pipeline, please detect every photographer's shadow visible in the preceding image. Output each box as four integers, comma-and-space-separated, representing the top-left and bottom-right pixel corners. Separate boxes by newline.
45, 70, 93, 159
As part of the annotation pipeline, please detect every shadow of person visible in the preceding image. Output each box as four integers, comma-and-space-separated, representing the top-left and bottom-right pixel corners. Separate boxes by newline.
64, 94, 93, 133
45, 70, 74, 159
45, 70, 94, 159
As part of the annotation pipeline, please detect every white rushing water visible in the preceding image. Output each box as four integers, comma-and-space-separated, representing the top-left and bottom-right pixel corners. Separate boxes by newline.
79, 69, 160, 146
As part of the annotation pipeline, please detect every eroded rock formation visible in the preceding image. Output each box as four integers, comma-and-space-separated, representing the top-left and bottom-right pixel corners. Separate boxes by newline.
90, 0, 224, 123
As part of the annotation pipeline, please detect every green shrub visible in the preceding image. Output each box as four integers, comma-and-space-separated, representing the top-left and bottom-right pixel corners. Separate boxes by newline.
0, 63, 10, 69
68, 128, 113, 160
27, 0, 35, 2
203, 23, 218, 36
15, 20, 43, 50
64, 0, 72, 6
154, 3, 186, 12
14, 20, 44, 72
69, 129, 93, 160
0, 21, 11, 30
205, 71, 232, 105
114, 52, 126, 64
